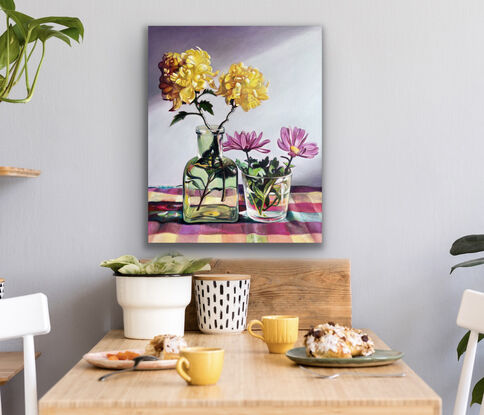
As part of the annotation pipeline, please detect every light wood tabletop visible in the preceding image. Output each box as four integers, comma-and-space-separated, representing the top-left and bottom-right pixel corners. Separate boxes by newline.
39, 330, 441, 415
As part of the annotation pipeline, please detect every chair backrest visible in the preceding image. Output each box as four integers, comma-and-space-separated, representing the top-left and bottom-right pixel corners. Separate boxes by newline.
0, 293, 50, 340
454, 289, 484, 415
0, 293, 51, 415
457, 289, 484, 333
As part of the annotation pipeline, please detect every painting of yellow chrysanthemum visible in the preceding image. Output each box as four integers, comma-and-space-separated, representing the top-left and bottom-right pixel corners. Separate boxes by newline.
158, 48, 218, 111
217, 62, 269, 112
148, 26, 322, 244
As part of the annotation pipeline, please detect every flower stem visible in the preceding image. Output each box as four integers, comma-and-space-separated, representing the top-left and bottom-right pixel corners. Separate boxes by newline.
217, 102, 237, 131
244, 150, 251, 171
193, 92, 213, 132
284, 156, 294, 175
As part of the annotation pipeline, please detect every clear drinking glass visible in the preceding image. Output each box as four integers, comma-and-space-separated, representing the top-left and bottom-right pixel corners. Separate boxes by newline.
241, 171, 292, 223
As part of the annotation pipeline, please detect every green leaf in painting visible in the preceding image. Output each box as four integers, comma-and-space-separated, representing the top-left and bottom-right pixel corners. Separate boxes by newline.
451, 257, 484, 274
170, 111, 188, 126
450, 235, 484, 256
198, 100, 214, 115
457, 330, 484, 360
471, 377, 484, 406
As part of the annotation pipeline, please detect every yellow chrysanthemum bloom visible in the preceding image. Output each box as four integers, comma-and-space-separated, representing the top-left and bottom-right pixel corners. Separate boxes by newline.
158, 52, 184, 111
216, 62, 269, 112
171, 48, 218, 106
158, 48, 218, 111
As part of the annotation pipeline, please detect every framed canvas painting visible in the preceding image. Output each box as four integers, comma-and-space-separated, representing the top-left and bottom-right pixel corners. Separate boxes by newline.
148, 26, 322, 243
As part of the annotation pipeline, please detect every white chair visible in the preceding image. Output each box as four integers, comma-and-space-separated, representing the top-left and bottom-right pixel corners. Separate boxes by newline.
0, 294, 50, 415
454, 289, 484, 415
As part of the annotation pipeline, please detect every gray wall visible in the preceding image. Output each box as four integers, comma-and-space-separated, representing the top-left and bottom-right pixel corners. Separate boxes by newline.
1, 0, 483, 413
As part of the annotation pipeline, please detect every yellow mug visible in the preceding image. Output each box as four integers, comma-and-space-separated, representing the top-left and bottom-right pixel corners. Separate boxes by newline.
176, 347, 224, 386
248, 315, 299, 354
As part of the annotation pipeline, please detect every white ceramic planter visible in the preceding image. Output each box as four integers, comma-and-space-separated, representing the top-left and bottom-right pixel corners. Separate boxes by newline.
116, 274, 192, 339
0, 278, 4, 299
194, 274, 250, 334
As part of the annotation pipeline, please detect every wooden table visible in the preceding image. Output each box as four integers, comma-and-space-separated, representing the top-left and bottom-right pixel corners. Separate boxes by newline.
39, 330, 441, 415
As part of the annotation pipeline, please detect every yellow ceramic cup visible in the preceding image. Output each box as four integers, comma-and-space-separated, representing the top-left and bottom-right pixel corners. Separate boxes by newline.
247, 315, 299, 354
176, 347, 224, 386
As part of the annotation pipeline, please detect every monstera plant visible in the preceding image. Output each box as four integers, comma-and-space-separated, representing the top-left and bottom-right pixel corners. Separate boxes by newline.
0, 0, 83, 103
451, 234, 484, 406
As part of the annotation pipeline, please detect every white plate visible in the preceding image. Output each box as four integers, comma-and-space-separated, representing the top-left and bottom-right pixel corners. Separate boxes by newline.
83, 349, 177, 370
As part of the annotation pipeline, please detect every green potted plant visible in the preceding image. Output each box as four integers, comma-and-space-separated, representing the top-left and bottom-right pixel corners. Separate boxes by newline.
450, 234, 484, 406
101, 253, 210, 339
0, 0, 83, 103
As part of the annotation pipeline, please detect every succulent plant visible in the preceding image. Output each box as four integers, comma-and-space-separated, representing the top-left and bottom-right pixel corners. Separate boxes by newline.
100, 252, 211, 275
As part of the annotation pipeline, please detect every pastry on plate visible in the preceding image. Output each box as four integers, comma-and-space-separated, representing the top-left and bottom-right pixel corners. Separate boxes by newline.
304, 322, 375, 358
145, 334, 187, 360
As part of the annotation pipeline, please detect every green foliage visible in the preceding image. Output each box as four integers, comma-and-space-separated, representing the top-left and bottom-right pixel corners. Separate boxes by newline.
0, 0, 15, 10
237, 156, 290, 178
100, 253, 211, 276
170, 111, 188, 126
198, 100, 214, 115
472, 377, 484, 406
0, 0, 84, 103
457, 330, 484, 360
100, 255, 141, 273
450, 234, 484, 274
451, 257, 484, 274
451, 235, 484, 256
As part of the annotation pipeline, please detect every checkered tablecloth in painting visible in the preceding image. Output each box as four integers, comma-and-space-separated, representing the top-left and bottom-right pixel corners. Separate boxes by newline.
148, 186, 322, 243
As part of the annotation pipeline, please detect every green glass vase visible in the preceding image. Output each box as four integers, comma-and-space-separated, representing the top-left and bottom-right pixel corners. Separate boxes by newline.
182, 125, 239, 223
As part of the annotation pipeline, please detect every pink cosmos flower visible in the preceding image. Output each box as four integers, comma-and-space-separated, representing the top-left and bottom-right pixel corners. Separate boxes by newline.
277, 127, 319, 159
223, 131, 270, 153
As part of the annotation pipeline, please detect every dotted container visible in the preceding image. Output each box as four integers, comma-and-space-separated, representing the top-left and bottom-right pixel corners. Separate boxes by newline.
194, 275, 250, 334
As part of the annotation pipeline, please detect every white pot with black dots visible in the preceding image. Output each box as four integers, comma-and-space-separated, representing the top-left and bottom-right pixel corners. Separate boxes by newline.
0, 278, 4, 299
194, 274, 251, 334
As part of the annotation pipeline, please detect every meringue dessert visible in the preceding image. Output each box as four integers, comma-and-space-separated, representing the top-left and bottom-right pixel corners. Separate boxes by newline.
145, 334, 187, 360
304, 322, 375, 358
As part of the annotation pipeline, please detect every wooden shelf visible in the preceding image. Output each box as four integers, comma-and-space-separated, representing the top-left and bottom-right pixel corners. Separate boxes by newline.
0, 166, 41, 177
0, 352, 40, 386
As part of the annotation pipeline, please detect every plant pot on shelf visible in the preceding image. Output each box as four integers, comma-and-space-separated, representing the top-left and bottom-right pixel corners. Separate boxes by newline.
116, 274, 192, 339
0, 278, 4, 299
194, 274, 250, 334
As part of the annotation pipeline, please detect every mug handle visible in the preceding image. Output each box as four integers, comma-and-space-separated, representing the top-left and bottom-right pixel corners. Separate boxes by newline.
176, 356, 192, 383
248, 319, 265, 341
